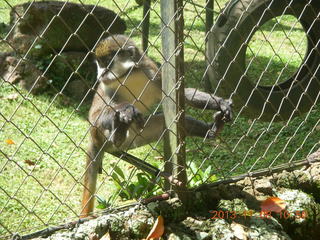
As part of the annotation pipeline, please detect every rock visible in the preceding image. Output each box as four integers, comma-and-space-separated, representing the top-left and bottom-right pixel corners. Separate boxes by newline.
205, 216, 291, 240
0, 54, 48, 94
275, 170, 297, 188
275, 189, 319, 239
276, 189, 314, 218
218, 199, 249, 213
0, 53, 14, 76
254, 177, 273, 195
43, 51, 96, 102
0, 51, 96, 98
307, 148, 320, 162
65, 80, 90, 102
196, 231, 210, 240
127, 210, 153, 238
8, 1, 126, 57
310, 163, 320, 181
31, 163, 320, 240
241, 177, 253, 186
230, 222, 246, 240
167, 232, 193, 240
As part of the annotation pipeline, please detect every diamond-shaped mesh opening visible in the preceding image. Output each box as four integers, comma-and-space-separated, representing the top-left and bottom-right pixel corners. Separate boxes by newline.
246, 15, 308, 87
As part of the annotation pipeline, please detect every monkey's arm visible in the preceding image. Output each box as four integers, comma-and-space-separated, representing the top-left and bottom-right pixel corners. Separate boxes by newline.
184, 88, 232, 121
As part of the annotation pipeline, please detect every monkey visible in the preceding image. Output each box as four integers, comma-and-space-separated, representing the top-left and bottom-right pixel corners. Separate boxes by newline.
81, 34, 232, 217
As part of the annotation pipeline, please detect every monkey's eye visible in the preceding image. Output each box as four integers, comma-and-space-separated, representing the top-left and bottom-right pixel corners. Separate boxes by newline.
127, 46, 135, 57
128, 50, 133, 57
97, 56, 112, 68
117, 49, 128, 57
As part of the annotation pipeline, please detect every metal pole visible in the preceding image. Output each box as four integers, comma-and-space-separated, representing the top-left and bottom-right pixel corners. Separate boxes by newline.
160, 0, 189, 203
142, 0, 151, 52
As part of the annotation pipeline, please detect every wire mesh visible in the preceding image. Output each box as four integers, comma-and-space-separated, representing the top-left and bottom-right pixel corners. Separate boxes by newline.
0, 0, 319, 238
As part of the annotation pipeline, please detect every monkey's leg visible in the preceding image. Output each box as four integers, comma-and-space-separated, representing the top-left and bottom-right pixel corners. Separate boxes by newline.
121, 113, 213, 150
81, 142, 104, 218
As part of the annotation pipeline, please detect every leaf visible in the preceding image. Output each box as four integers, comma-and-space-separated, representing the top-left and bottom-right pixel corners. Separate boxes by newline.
96, 195, 106, 204
96, 202, 108, 209
189, 162, 197, 172
261, 197, 286, 213
5, 139, 15, 145
133, 184, 144, 197
95, 195, 109, 209
24, 160, 36, 166
209, 174, 217, 182
146, 216, 164, 240
34, 44, 42, 49
203, 166, 212, 178
110, 163, 125, 179
137, 173, 148, 186
111, 173, 121, 185
127, 183, 136, 197
119, 191, 130, 200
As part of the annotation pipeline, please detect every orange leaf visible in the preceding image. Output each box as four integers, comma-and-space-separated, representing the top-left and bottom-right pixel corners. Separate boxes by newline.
261, 197, 286, 213
5, 139, 15, 145
146, 216, 164, 240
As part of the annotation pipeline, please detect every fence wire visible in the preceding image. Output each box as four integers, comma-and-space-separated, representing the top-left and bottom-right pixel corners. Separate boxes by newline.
0, 0, 319, 238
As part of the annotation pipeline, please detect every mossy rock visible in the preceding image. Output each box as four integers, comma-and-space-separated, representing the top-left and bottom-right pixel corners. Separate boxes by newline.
42, 52, 97, 102
8, 1, 126, 57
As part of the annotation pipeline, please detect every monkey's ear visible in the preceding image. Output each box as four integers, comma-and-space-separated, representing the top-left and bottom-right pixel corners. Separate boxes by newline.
127, 45, 136, 56
127, 45, 141, 63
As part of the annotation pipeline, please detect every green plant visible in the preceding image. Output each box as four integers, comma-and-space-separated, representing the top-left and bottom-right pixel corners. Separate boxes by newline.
188, 162, 217, 187
96, 195, 111, 210
109, 163, 162, 201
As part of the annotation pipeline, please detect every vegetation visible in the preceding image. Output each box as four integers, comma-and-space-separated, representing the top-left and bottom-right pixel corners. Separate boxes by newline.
0, 0, 319, 237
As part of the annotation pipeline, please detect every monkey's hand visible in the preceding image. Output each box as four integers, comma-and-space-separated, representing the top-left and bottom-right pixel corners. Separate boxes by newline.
108, 104, 145, 148
207, 99, 232, 139
217, 98, 233, 122
116, 103, 144, 128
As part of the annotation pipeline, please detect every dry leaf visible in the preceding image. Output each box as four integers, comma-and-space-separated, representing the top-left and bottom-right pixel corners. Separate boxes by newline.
24, 160, 36, 166
261, 197, 286, 213
100, 232, 111, 240
5, 139, 15, 145
146, 216, 164, 240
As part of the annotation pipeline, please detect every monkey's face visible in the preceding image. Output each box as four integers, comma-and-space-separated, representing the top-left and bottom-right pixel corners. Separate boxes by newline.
95, 36, 139, 84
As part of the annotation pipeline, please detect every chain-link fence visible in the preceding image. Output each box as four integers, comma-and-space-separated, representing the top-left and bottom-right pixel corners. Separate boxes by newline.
0, 0, 319, 238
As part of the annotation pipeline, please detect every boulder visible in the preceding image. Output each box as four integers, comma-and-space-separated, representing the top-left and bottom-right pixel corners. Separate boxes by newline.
0, 51, 96, 99
43, 51, 97, 102
8, 1, 126, 57
0, 53, 48, 94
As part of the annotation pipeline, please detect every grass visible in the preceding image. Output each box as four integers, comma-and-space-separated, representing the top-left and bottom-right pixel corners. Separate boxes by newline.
0, 0, 319, 237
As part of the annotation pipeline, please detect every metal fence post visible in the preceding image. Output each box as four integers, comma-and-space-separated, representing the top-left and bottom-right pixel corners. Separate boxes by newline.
142, 0, 151, 52
205, 0, 214, 91
160, 0, 189, 202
